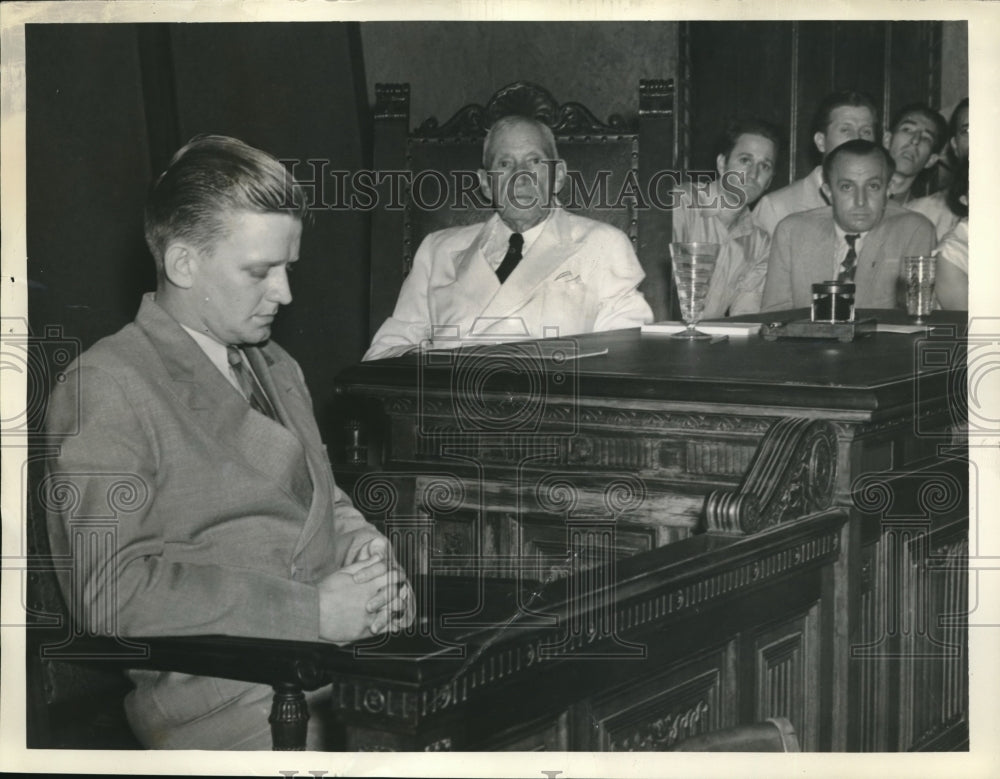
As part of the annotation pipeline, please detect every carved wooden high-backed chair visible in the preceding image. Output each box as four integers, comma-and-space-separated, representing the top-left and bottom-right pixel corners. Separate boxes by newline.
25, 449, 140, 749
368, 80, 678, 336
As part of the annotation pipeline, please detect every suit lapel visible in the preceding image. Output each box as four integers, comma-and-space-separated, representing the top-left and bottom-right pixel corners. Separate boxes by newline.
245, 344, 337, 562
442, 222, 503, 324
135, 296, 313, 511
245, 347, 315, 508
855, 203, 909, 292
480, 208, 578, 321
807, 214, 836, 285
857, 225, 888, 282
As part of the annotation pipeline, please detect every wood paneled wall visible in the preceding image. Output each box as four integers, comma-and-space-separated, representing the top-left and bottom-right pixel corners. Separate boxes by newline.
360, 22, 679, 129
25, 23, 370, 434
681, 21, 946, 190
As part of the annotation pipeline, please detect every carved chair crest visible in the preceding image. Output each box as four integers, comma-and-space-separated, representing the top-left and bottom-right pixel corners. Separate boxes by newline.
413, 81, 631, 138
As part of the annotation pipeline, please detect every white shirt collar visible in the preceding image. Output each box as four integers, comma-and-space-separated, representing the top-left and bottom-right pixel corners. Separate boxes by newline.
180, 324, 242, 392
833, 222, 869, 247
517, 210, 552, 253
484, 210, 554, 268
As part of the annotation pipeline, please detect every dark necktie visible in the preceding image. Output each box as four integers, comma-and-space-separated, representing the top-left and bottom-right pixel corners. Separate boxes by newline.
495, 232, 524, 284
837, 233, 860, 282
227, 346, 279, 421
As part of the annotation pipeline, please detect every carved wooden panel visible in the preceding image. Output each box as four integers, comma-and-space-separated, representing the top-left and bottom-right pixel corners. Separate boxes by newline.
369, 394, 780, 545
405, 425, 759, 481
584, 645, 736, 750
899, 534, 968, 750
344, 724, 457, 752
407, 471, 696, 563
855, 542, 891, 751
482, 711, 569, 751
750, 607, 821, 751
521, 519, 655, 581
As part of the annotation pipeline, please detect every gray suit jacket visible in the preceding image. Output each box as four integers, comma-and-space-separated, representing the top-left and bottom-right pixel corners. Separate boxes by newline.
45, 293, 373, 747
760, 203, 936, 312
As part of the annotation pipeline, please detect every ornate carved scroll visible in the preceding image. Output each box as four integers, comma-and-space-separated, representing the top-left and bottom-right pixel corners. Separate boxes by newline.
703, 418, 838, 535
414, 81, 632, 138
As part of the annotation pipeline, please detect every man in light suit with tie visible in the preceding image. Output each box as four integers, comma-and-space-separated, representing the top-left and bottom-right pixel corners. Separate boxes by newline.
761, 139, 936, 312
45, 136, 413, 749
363, 115, 653, 361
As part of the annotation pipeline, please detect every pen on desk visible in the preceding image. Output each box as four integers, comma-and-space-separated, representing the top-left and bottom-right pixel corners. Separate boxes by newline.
558, 348, 610, 361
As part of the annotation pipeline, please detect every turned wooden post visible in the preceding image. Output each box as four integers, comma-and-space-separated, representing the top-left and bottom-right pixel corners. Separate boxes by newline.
268, 682, 309, 750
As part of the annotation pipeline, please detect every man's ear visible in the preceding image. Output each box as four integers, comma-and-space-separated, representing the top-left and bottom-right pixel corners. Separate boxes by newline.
821, 181, 832, 202
550, 159, 568, 200
814, 131, 827, 155
478, 168, 495, 204
923, 152, 940, 171
882, 130, 893, 150
716, 153, 727, 179
162, 242, 197, 289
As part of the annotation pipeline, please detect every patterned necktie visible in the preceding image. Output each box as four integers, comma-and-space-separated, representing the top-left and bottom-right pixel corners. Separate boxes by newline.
227, 346, 279, 421
837, 233, 860, 282
495, 232, 524, 284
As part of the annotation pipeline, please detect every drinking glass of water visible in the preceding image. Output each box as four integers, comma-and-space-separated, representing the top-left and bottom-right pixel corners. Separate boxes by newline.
669, 242, 720, 339
902, 255, 937, 323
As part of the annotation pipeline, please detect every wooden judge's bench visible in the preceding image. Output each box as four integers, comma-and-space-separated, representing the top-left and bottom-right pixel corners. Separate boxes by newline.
29, 311, 969, 752
325, 310, 969, 752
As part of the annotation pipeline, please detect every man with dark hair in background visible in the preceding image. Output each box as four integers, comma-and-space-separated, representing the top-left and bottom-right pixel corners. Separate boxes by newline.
753, 90, 879, 238
671, 118, 780, 317
908, 97, 969, 240
881, 102, 948, 204
761, 139, 935, 312
45, 135, 413, 750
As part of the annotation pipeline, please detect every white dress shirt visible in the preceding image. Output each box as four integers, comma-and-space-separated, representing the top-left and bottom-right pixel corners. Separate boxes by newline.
181, 324, 245, 396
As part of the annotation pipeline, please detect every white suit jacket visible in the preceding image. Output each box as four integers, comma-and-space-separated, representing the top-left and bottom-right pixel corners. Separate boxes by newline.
364, 208, 653, 360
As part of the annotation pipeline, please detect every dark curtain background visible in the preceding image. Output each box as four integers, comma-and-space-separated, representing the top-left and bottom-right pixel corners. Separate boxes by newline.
26, 22, 370, 437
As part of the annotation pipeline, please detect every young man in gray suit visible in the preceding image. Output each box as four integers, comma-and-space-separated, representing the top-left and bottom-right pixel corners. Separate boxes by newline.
45, 136, 413, 749
761, 139, 935, 312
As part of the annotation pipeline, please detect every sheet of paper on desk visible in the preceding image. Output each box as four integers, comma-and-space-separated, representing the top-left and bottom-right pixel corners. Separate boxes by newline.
875, 323, 935, 334
641, 321, 762, 336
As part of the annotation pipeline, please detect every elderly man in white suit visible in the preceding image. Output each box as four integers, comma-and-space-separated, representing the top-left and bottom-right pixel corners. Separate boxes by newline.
363, 115, 653, 360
